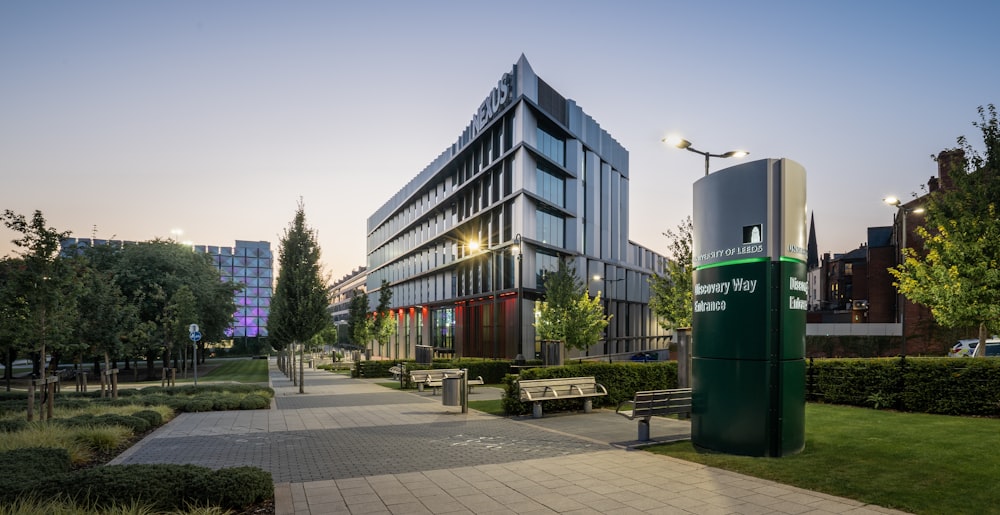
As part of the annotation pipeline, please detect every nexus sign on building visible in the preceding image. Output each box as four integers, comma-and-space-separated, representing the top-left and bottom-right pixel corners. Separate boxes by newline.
691, 158, 807, 457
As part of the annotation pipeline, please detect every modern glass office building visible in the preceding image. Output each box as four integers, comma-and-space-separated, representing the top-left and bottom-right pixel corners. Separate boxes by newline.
365, 55, 669, 360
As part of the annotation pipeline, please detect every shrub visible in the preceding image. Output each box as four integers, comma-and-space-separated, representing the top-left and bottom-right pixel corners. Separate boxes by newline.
73, 426, 128, 453
0, 419, 27, 433
183, 399, 214, 412
502, 362, 679, 416
18, 464, 272, 511
0, 447, 71, 493
130, 410, 163, 428
211, 395, 242, 411
238, 394, 270, 410
96, 414, 149, 433
190, 466, 274, 509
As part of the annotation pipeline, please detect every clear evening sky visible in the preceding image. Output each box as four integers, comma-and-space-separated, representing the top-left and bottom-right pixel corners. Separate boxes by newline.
2, 1, 997, 279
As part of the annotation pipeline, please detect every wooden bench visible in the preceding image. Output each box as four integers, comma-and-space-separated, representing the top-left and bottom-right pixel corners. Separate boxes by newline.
388, 365, 403, 380
616, 388, 692, 441
409, 369, 484, 394
518, 376, 608, 418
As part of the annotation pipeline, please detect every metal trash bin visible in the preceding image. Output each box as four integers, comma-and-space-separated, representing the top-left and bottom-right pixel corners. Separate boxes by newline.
416, 345, 433, 365
442, 376, 462, 406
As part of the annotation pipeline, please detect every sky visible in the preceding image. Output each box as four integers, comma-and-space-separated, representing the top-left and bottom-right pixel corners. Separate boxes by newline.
2, 1, 998, 281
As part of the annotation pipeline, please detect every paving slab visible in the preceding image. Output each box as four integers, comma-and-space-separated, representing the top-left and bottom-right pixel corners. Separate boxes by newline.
112, 359, 909, 515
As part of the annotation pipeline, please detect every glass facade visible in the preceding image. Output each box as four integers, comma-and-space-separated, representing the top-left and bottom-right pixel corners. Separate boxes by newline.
362, 56, 670, 360
202, 241, 272, 338
536, 126, 565, 165
535, 166, 565, 207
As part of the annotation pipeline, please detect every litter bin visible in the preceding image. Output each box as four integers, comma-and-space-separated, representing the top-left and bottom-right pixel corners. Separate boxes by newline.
416, 345, 433, 365
442, 376, 462, 406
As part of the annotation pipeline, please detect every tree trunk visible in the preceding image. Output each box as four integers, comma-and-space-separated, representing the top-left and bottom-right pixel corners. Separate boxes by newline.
299, 342, 304, 394
975, 322, 988, 358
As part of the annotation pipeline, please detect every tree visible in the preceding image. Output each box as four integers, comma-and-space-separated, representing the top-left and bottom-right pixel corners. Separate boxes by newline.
347, 291, 373, 350
373, 280, 396, 356
535, 259, 609, 353
268, 200, 331, 392
0, 257, 31, 390
649, 216, 693, 331
890, 105, 1000, 356
1, 210, 76, 379
112, 240, 237, 378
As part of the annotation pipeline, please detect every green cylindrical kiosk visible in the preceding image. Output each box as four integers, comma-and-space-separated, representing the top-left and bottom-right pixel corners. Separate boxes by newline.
691, 158, 806, 457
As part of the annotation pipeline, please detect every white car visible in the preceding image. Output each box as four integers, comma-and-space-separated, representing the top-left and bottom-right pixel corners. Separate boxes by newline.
948, 338, 1000, 357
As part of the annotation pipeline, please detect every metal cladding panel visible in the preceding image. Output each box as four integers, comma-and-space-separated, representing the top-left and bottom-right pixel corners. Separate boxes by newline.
778, 159, 808, 262
693, 160, 770, 268
693, 158, 806, 267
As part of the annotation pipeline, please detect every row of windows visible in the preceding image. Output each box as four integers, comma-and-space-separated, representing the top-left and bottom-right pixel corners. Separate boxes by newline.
367, 113, 515, 258
367, 155, 515, 272
367, 201, 517, 290
220, 268, 273, 280
536, 126, 565, 166
212, 256, 272, 268
235, 296, 271, 307
537, 209, 565, 247
535, 166, 565, 207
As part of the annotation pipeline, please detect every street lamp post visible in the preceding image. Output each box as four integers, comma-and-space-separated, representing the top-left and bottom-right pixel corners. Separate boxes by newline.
470, 240, 505, 359
883, 196, 925, 356
663, 136, 749, 176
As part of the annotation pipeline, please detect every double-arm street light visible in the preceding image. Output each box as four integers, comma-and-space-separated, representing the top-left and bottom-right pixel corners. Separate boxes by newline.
883, 196, 925, 356
663, 135, 749, 176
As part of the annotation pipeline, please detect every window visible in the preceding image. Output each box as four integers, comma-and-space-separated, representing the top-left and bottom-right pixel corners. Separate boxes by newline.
536, 209, 564, 247
432, 308, 455, 350
536, 252, 560, 286
535, 166, 565, 207
536, 127, 565, 165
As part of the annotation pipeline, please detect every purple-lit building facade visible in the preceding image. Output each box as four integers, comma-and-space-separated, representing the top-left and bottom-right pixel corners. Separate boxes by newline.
194, 240, 273, 339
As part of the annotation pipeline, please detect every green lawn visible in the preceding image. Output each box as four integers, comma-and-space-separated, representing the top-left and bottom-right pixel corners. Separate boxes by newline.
646, 403, 1000, 515
190, 359, 268, 383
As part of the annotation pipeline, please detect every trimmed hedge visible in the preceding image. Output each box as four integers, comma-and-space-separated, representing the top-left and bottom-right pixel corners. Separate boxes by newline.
808, 357, 1000, 416
3, 463, 273, 511
502, 362, 679, 416
359, 358, 543, 385
0, 447, 71, 493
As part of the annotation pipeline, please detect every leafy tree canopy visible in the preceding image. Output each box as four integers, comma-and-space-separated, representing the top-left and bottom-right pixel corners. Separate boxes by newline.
535, 258, 609, 352
649, 216, 693, 330
890, 105, 1000, 352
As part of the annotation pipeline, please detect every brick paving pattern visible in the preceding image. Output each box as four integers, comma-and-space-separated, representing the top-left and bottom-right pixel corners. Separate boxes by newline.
112, 361, 910, 514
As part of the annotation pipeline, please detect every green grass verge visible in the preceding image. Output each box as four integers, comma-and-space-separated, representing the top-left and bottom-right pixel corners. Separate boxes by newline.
185, 359, 268, 383
646, 403, 999, 515
467, 399, 503, 416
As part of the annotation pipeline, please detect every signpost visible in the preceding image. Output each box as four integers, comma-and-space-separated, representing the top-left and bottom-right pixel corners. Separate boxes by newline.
691, 158, 807, 457
189, 324, 201, 386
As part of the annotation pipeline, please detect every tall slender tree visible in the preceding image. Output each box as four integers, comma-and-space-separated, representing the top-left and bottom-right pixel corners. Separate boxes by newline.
347, 291, 373, 351
268, 200, 331, 392
373, 279, 395, 357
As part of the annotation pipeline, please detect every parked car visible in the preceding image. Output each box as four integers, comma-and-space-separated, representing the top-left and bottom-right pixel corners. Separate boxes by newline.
630, 351, 659, 362
948, 338, 1000, 357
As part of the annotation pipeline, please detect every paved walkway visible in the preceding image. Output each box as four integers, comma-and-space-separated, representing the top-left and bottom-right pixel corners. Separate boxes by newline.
112, 360, 908, 515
